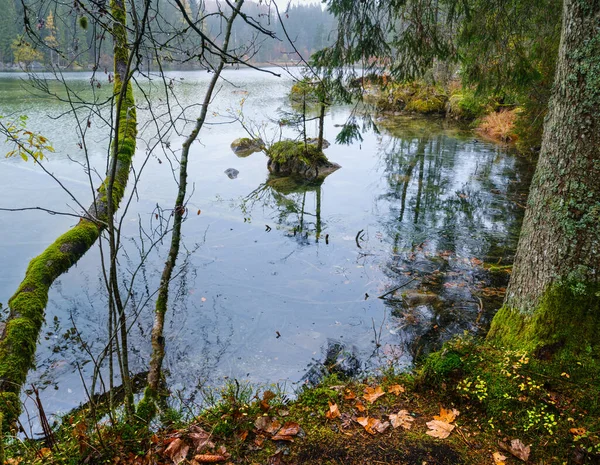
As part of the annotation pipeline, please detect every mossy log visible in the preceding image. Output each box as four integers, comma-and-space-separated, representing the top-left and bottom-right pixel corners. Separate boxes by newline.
0, 3, 137, 429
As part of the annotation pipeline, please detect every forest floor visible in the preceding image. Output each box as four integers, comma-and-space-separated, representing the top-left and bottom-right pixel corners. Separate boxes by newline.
4, 336, 600, 465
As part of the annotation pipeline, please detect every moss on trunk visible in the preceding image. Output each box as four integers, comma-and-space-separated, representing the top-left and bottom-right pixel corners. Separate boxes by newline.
488, 282, 600, 357
0, 0, 137, 426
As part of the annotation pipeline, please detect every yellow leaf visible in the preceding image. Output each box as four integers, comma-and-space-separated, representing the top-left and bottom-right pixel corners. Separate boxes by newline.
363, 385, 385, 404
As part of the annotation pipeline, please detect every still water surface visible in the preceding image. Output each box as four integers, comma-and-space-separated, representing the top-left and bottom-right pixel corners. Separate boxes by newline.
0, 69, 533, 422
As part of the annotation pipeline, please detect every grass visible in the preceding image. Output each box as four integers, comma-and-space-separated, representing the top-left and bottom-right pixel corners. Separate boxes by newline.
475, 110, 518, 143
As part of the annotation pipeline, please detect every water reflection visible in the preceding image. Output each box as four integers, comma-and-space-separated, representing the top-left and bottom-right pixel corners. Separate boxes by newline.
374, 117, 533, 360
243, 175, 326, 245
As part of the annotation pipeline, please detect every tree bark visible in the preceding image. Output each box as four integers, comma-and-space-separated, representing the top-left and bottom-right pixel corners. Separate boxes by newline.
488, 0, 600, 354
136, 0, 243, 423
0, 0, 137, 428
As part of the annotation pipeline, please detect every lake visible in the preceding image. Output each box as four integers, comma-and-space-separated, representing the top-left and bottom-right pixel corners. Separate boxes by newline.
0, 68, 533, 426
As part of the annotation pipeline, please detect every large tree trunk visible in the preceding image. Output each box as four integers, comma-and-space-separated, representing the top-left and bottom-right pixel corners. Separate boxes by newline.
487, 0, 600, 354
0, 0, 137, 428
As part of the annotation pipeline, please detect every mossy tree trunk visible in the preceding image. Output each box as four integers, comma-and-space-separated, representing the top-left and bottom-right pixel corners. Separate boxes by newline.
0, 0, 137, 429
488, 0, 600, 355
136, 0, 243, 423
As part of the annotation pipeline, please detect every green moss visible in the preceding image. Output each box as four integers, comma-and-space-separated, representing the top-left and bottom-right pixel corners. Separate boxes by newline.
487, 281, 600, 356
267, 140, 328, 166
447, 87, 498, 120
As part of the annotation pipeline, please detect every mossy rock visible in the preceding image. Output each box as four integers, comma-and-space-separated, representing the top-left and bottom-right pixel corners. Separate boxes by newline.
230, 137, 264, 157
266, 140, 340, 180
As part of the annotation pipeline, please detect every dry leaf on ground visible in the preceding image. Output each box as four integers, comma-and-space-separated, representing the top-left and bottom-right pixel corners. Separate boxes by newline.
389, 410, 414, 430
363, 386, 385, 404
501, 439, 530, 462
254, 416, 281, 434
189, 425, 215, 452
344, 390, 357, 400
326, 402, 341, 419
165, 438, 190, 465
355, 400, 366, 412
493, 452, 507, 465
570, 427, 586, 436
426, 419, 455, 439
434, 407, 460, 424
388, 384, 405, 395
356, 416, 389, 435
272, 421, 301, 441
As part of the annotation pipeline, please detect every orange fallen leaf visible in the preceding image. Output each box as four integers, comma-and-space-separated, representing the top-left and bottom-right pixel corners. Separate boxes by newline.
277, 422, 301, 437
326, 402, 341, 420
237, 430, 248, 442
570, 427, 586, 435
363, 385, 385, 404
426, 419, 455, 439
434, 407, 460, 424
344, 390, 357, 400
356, 416, 389, 435
388, 384, 405, 396
493, 452, 507, 465
355, 400, 366, 412
165, 438, 190, 464
389, 410, 414, 430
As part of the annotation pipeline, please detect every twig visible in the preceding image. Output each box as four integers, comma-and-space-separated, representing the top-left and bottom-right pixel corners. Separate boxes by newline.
378, 276, 418, 299
355, 229, 364, 248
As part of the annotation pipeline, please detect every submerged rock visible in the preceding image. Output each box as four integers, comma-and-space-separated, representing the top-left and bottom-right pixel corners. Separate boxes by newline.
230, 137, 264, 157
302, 339, 360, 386
266, 140, 340, 180
224, 168, 239, 179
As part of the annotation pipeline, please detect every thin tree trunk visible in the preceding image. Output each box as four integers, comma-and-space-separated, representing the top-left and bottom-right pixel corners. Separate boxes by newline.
137, 0, 244, 423
0, 0, 137, 428
488, 0, 600, 353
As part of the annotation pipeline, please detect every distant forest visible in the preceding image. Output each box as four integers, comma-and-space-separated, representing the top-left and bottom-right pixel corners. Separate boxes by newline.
0, 0, 335, 69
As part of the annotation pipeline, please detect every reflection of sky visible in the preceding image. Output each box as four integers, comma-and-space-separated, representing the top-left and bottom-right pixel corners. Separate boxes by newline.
0, 70, 532, 424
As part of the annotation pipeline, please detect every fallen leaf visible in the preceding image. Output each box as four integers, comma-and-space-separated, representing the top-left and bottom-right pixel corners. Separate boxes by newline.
326, 402, 341, 420
340, 412, 353, 429
344, 390, 357, 400
254, 416, 281, 435
165, 438, 190, 464
426, 419, 455, 439
237, 430, 248, 442
356, 416, 388, 435
254, 434, 266, 448
493, 452, 507, 465
201, 297, 207, 302
434, 407, 460, 424
197, 209, 202, 215
193, 454, 226, 463
355, 400, 366, 412
388, 384, 405, 396
502, 439, 530, 462
363, 386, 385, 404
189, 425, 214, 452
278, 409, 290, 417
570, 427, 586, 436
389, 410, 414, 430
275, 421, 301, 437
267, 452, 286, 465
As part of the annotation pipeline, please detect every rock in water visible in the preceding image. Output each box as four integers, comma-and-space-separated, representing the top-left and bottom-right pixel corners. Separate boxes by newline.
266, 140, 340, 180
224, 168, 239, 179
230, 137, 264, 157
